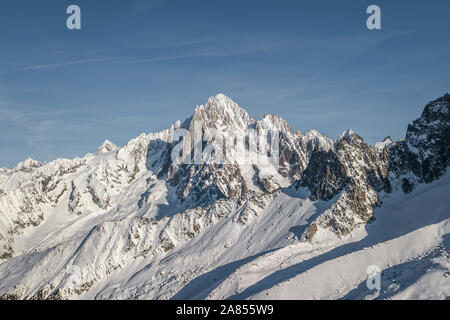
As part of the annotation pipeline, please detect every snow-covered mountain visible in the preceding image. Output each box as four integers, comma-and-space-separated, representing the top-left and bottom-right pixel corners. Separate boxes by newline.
0, 93, 448, 300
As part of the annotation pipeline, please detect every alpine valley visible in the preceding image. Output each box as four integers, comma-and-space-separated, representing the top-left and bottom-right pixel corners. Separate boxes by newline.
0, 93, 449, 300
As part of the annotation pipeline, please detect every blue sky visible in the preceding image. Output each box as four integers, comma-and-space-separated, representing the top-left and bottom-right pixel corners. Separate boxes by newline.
0, 0, 449, 168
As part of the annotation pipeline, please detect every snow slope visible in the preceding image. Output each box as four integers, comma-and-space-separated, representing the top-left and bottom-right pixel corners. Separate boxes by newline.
208, 172, 450, 300
0, 93, 448, 300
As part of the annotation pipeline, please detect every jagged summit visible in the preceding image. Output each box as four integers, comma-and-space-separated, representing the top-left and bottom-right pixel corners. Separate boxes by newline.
206, 93, 232, 105
390, 93, 449, 187
336, 129, 364, 146
183, 95, 349, 146
260, 113, 294, 133
203, 94, 241, 111
192, 94, 251, 130
15, 158, 42, 172
304, 129, 323, 137
375, 136, 395, 152
338, 129, 356, 140
431, 92, 450, 104
420, 93, 450, 123
97, 139, 118, 154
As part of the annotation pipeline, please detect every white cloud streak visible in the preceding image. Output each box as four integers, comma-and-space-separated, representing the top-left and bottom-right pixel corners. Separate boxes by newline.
18, 58, 111, 71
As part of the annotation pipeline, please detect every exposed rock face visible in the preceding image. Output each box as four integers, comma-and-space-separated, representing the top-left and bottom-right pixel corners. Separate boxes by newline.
0, 93, 448, 299
298, 148, 347, 201
96, 140, 118, 154
298, 130, 389, 238
300, 94, 449, 239
191, 94, 251, 131
159, 94, 317, 209
168, 163, 248, 208
389, 94, 450, 191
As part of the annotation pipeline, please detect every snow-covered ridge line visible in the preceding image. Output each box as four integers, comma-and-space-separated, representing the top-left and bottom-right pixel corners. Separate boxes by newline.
0, 92, 448, 300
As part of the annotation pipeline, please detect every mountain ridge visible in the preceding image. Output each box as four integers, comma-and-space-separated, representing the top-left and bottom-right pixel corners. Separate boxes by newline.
0, 93, 448, 299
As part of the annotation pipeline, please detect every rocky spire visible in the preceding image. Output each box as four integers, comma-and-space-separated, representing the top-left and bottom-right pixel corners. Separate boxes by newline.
97, 140, 118, 154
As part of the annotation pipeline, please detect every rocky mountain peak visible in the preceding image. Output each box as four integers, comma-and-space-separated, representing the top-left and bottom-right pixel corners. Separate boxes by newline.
97, 140, 119, 154
375, 136, 395, 152
338, 129, 363, 144
418, 93, 450, 123
192, 94, 251, 130
260, 113, 293, 133
387, 93, 450, 188
14, 158, 42, 172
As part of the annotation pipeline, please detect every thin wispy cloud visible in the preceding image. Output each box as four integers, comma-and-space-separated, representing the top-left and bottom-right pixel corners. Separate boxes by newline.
119, 51, 238, 64
2, 38, 215, 74
119, 30, 419, 66
119, 39, 290, 64
18, 58, 111, 71
0, 104, 91, 148
144, 38, 215, 49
